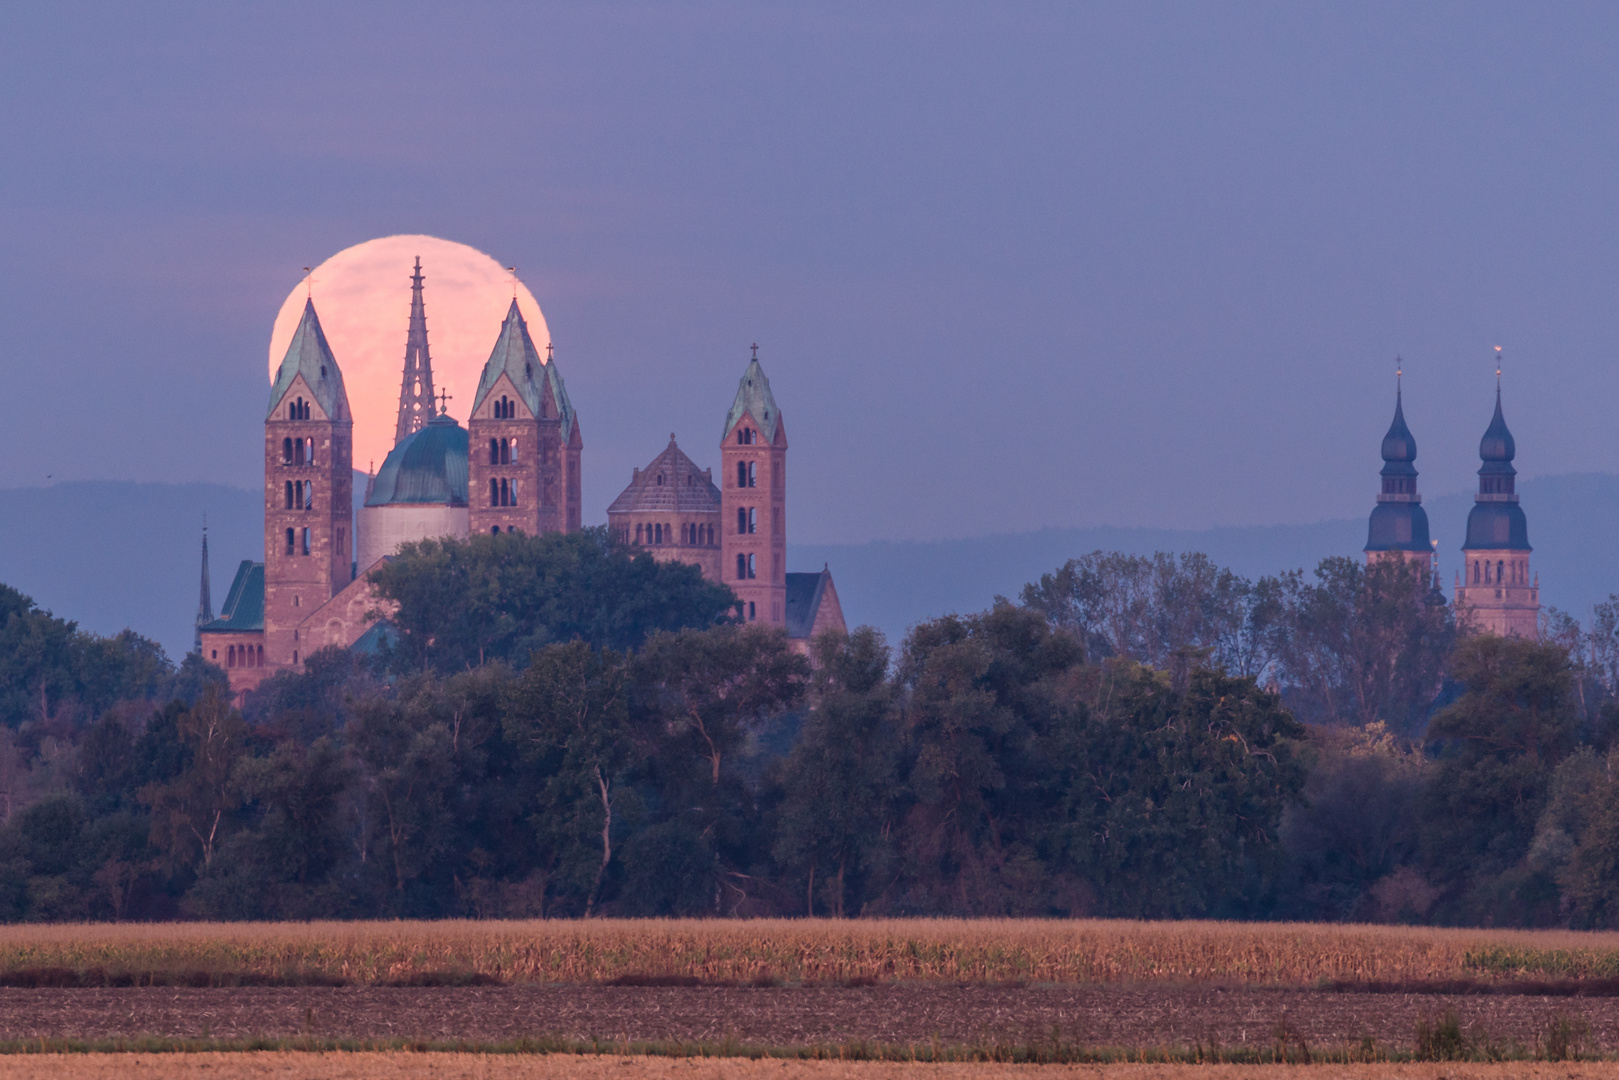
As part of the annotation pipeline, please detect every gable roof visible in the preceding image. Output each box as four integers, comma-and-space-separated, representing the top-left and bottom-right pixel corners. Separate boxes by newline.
471, 299, 577, 442
199, 560, 264, 633
785, 568, 839, 640
606, 435, 721, 515
722, 358, 782, 444
268, 299, 351, 422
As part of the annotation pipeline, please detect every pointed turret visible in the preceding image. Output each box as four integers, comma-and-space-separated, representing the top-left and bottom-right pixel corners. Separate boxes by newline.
393, 257, 436, 445
468, 299, 583, 536
194, 524, 213, 653
1364, 372, 1432, 566
268, 299, 351, 423
722, 352, 784, 445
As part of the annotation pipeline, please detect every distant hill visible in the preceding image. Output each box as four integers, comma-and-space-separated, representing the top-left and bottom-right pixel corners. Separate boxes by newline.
790, 473, 1619, 647
4, 473, 1618, 662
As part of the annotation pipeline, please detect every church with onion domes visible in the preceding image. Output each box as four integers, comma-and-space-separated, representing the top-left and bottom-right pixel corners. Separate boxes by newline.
198, 257, 844, 700
1363, 363, 1539, 639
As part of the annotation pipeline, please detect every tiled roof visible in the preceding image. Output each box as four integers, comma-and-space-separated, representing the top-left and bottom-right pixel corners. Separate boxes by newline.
200, 561, 264, 632
606, 435, 721, 515
470, 300, 576, 443
722, 358, 781, 444
268, 300, 351, 422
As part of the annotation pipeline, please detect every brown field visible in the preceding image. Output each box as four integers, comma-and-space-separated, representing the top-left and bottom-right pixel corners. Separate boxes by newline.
0, 1057, 1617, 1080
1, 919, 1618, 986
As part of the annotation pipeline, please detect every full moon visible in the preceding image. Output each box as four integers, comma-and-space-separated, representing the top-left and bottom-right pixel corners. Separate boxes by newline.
267, 235, 551, 475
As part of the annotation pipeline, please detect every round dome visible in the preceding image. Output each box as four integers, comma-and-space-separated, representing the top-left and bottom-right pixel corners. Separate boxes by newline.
1463, 500, 1530, 551
267, 235, 551, 475
365, 414, 469, 507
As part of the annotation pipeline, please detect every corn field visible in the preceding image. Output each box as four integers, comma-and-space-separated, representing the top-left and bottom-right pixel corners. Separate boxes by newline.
1, 919, 1618, 986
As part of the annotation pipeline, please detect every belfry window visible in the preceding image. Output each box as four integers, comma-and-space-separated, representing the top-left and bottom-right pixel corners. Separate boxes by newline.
301, 527, 311, 556
747, 553, 756, 579
281, 438, 293, 464
748, 601, 756, 620
489, 439, 500, 465
285, 528, 296, 556
748, 462, 757, 487
501, 439, 512, 465
490, 479, 500, 506
736, 554, 747, 580
285, 480, 295, 510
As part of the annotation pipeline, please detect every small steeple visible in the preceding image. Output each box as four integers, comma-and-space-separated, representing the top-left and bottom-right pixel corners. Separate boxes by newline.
267, 298, 351, 422
722, 347, 784, 444
1364, 362, 1431, 559
194, 522, 213, 653
394, 257, 436, 445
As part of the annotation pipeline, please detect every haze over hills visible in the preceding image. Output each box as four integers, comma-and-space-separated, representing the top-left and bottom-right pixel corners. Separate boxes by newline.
4, 473, 1617, 662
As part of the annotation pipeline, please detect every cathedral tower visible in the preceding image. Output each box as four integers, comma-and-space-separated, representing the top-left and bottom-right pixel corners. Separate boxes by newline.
1454, 376, 1538, 637
393, 257, 436, 445
720, 349, 787, 625
263, 299, 354, 667
1363, 370, 1433, 573
467, 300, 582, 536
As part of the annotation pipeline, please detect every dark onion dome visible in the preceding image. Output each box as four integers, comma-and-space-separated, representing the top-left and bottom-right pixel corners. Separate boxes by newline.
364, 413, 469, 507
1365, 387, 1432, 554
1462, 388, 1530, 552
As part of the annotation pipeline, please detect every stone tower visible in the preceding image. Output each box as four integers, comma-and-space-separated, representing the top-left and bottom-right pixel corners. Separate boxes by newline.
393, 256, 436, 445
263, 299, 354, 667
606, 434, 723, 581
1363, 372, 1434, 573
720, 349, 787, 625
467, 300, 582, 537
1454, 379, 1538, 638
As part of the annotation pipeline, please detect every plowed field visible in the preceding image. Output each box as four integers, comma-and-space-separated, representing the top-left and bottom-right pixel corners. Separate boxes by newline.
0, 984, 1612, 1053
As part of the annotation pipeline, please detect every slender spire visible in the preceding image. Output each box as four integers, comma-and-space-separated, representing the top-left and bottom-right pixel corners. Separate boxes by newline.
194, 521, 213, 653
394, 257, 436, 445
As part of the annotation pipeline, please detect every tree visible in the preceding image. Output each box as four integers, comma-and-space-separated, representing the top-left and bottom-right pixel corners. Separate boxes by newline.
138, 688, 247, 872
636, 625, 808, 786
1422, 634, 1578, 922
773, 628, 899, 916
503, 641, 631, 915
367, 529, 737, 673
1273, 555, 1453, 732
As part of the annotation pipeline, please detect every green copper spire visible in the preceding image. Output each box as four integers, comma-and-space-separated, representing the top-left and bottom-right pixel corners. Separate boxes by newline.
722, 346, 782, 443
470, 299, 575, 441
267, 299, 351, 422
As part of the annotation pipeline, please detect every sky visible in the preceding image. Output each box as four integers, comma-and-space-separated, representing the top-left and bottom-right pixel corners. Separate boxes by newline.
4, 3, 1619, 544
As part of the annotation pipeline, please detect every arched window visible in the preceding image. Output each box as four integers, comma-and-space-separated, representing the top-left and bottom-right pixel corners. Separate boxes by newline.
303, 481, 313, 510
748, 507, 757, 534
736, 553, 747, 580
286, 528, 296, 555
305, 438, 315, 465
293, 438, 305, 466
509, 438, 518, 464
737, 508, 747, 535
228, 645, 235, 668
492, 526, 500, 535
748, 462, 757, 488
501, 439, 511, 465
748, 601, 756, 620
656, 473, 664, 486
1498, 560, 1505, 585
255, 645, 262, 667
747, 553, 756, 579
636, 523, 644, 544
489, 439, 500, 465
737, 461, 747, 488
510, 478, 519, 506
301, 527, 311, 555
490, 478, 499, 506
285, 480, 295, 509
282, 438, 293, 464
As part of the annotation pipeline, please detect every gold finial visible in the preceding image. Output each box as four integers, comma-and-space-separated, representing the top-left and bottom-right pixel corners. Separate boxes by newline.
1495, 345, 1502, 384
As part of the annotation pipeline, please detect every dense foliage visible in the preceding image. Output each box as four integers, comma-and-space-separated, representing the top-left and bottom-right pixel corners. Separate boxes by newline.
8, 540, 1619, 925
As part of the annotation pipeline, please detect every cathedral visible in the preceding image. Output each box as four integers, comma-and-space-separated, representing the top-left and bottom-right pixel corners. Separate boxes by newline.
199, 260, 844, 699
1364, 367, 1539, 638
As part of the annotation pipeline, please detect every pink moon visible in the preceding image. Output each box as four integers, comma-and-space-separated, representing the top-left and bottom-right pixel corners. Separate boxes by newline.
267, 234, 551, 475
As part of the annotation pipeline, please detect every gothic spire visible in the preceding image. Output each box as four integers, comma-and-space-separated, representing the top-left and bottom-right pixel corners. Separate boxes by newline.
194, 523, 213, 653
394, 257, 436, 445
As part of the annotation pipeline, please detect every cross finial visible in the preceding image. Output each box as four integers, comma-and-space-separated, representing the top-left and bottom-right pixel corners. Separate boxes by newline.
436, 387, 452, 416
302, 266, 316, 299
506, 266, 518, 300
1495, 345, 1503, 385
546, 341, 554, 362
751, 343, 758, 360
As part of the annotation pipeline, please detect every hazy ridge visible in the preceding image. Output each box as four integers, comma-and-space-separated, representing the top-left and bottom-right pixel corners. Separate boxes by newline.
4, 473, 1617, 662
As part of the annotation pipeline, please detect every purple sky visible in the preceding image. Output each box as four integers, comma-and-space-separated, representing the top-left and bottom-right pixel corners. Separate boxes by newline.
4, 3, 1619, 544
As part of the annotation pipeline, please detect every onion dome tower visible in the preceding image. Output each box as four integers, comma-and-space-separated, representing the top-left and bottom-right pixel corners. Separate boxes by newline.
1364, 367, 1433, 572
607, 434, 723, 582
1454, 364, 1538, 637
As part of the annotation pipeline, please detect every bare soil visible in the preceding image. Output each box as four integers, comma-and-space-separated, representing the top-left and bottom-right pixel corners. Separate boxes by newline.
0, 985, 1615, 1051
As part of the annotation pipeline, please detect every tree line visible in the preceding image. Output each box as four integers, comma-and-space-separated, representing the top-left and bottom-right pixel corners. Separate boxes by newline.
2, 531, 1619, 924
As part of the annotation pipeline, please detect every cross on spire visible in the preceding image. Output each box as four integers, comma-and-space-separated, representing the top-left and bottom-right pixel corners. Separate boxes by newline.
506, 266, 518, 300
751, 343, 758, 360
436, 387, 452, 416
546, 341, 554, 362
301, 267, 316, 299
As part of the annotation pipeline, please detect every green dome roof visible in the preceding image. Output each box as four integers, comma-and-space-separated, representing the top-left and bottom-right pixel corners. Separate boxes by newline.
365, 414, 468, 507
